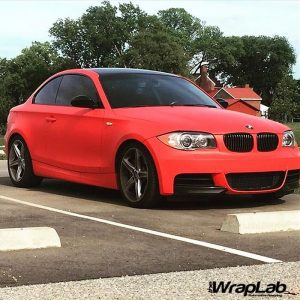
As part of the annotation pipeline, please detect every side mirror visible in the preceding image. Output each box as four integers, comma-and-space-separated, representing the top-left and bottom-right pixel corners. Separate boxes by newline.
71, 95, 98, 109
216, 98, 228, 109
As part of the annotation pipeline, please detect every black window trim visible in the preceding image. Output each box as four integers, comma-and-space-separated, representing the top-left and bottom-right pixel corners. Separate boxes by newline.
33, 73, 104, 108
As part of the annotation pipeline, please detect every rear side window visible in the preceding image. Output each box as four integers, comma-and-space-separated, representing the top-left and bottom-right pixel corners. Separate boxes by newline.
56, 74, 100, 106
34, 76, 62, 105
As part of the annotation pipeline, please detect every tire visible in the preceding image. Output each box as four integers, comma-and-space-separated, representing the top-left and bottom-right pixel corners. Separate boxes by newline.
8, 136, 42, 188
117, 143, 160, 208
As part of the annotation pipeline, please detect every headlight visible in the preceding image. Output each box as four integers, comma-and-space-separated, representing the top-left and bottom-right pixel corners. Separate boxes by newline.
282, 130, 295, 147
158, 132, 216, 150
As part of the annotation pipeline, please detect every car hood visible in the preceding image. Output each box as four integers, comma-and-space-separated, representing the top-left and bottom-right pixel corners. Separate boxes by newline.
113, 106, 289, 135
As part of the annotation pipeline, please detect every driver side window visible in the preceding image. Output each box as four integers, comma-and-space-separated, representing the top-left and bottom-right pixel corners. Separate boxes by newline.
56, 74, 102, 107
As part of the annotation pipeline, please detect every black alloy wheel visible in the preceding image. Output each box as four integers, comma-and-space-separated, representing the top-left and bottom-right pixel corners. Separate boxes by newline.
118, 143, 159, 208
8, 136, 42, 187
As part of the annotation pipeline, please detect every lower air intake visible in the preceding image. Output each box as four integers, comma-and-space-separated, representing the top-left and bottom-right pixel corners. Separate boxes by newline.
226, 171, 285, 191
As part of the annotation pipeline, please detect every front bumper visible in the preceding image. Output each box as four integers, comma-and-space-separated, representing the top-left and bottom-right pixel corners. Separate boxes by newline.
145, 137, 300, 195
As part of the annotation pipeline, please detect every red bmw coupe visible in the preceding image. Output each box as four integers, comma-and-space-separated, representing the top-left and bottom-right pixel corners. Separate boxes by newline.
4, 68, 300, 207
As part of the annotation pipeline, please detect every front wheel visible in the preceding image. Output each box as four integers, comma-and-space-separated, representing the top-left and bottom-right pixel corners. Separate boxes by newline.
117, 143, 160, 208
8, 136, 42, 187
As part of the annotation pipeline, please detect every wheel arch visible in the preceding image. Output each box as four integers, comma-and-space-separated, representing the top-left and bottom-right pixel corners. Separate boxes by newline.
8, 132, 26, 147
7, 132, 35, 166
114, 139, 161, 191
115, 139, 151, 171
6, 132, 42, 187
7, 129, 34, 155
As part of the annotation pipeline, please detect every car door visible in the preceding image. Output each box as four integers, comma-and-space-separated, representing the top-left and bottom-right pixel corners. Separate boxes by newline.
29, 76, 63, 163
43, 74, 105, 173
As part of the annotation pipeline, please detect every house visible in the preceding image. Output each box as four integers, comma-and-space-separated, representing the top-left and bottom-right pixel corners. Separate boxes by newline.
208, 85, 262, 117
193, 62, 262, 117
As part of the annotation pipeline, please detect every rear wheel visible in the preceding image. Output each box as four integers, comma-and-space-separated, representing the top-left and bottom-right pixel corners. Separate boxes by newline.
117, 143, 160, 208
8, 136, 42, 187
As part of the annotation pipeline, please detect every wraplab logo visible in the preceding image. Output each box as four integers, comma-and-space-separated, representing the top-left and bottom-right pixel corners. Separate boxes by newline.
208, 281, 286, 297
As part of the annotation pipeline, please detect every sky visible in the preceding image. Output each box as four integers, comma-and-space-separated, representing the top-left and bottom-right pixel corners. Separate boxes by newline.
1, 0, 300, 78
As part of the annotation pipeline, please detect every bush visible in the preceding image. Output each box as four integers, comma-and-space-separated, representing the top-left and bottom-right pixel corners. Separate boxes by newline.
0, 124, 6, 136
0, 96, 12, 134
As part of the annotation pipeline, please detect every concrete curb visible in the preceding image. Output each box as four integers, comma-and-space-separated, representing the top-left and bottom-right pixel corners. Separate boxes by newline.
0, 227, 61, 251
221, 210, 300, 234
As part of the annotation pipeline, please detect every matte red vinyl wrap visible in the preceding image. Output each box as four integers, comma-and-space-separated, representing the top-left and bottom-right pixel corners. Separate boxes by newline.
4, 68, 300, 197
144, 137, 300, 195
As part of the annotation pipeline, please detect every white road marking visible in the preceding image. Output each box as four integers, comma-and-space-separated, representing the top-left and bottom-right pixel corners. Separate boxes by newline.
0, 194, 282, 263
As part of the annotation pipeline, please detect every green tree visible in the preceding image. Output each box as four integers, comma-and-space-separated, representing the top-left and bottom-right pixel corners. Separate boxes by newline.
222, 36, 296, 105
50, 1, 148, 67
115, 2, 148, 66
0, 57, 24, 113
50, 2, 189, 74
157, 8, 225, 74
157, 7, 248, 81
126, 19, 187, 74
190, 25, 225, 75
0, 58, 14, 131
270, 74, 299, 122
158, 8, 201, 57
0, 42, 74, 106
207, 36, 245, 81
48, 18, 84, 67
15, 42, 75, 99
1, 3, 297, 127
0, 94, 11, 133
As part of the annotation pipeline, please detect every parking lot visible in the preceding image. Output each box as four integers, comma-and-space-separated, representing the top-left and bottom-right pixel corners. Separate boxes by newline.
0, 160, 299, 288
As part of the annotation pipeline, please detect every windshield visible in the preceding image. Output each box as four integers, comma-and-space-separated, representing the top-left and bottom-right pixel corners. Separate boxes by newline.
99, 73, 219, 109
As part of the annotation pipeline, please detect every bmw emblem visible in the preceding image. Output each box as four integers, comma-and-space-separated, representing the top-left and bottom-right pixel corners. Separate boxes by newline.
245, 124, 254, 129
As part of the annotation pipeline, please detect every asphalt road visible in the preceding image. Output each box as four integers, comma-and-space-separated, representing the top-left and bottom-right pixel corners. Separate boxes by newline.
0, 160, 299, 289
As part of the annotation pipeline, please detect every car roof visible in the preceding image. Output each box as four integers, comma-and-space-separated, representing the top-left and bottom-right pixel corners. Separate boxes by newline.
90, 68, 178, 77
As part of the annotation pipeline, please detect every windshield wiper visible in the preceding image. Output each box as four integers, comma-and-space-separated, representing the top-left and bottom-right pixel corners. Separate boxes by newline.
170, 103, 217, 108
127, 104, 152, 108
117, 103, 218, 108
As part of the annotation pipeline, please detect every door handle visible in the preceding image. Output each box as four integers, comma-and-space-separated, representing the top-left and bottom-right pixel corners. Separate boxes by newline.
46, 117, 56, 123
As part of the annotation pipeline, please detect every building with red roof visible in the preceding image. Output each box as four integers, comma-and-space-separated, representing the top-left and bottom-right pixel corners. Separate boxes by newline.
205, 87, 221, 98
211, 86, 262, 117
193, 62, 262, 117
